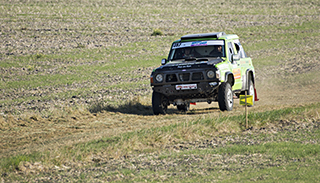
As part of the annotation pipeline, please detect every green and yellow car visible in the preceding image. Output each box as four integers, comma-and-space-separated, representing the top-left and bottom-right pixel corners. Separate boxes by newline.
150, 32, 258, 114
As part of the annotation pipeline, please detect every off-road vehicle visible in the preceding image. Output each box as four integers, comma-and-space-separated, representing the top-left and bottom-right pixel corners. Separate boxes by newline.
150, 32, 258, 114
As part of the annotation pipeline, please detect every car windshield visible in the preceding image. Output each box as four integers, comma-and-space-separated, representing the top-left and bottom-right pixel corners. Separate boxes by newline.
169, 40, 225, 61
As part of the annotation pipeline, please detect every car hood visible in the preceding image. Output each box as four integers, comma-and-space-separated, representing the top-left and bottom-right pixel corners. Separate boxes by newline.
155, 58, 223, 72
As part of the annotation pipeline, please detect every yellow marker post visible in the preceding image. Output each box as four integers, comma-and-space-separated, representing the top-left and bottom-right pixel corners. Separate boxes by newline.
239, 94, 253, 106
239, 92, 253, 129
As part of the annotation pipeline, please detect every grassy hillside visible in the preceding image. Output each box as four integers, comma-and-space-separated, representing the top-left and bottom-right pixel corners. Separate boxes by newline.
1, 0, 320, 182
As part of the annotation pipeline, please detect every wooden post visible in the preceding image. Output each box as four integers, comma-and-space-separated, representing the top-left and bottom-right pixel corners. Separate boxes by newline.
245, 90, 248, 129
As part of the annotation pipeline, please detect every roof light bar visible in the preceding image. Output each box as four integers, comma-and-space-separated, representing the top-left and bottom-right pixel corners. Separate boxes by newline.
181, 32, 226, 40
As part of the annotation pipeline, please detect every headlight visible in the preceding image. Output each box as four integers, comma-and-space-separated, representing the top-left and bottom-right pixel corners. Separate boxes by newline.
206, 70, 215, 79
155, 74, 163, 82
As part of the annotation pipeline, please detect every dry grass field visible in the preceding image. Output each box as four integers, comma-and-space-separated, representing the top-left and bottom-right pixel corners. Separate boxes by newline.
1, 0, 320, 182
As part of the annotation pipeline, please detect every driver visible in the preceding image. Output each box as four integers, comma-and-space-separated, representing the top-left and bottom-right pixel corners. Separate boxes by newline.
183, 47, 199, 58
210, 45, 223, 57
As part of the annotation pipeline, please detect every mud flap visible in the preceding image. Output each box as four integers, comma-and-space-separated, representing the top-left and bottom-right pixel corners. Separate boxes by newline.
254, 88, 259, 101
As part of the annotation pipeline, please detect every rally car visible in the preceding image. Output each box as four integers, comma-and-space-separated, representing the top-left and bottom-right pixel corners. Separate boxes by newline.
150, 32, 258, 114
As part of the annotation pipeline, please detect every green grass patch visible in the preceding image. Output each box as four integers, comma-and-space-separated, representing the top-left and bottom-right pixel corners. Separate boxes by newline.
2, 103, 319, 174
0, 153, 42, 172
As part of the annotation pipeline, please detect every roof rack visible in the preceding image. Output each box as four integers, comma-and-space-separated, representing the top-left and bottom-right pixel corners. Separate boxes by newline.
181, 32, 226, 40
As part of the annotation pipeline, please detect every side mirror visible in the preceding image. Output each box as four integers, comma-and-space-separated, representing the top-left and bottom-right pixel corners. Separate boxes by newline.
161, 58, 167, 65
231, 54, 240, 62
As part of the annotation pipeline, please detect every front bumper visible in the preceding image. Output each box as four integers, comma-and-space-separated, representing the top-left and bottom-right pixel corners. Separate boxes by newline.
153, 81, 219, 98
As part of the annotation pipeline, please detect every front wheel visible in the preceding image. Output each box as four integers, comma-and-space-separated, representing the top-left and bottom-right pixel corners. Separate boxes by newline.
152, 91, 168, 115
218, 82, 233, 111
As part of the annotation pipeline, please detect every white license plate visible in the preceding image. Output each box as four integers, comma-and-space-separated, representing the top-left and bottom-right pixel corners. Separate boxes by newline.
175, 84, 197, 90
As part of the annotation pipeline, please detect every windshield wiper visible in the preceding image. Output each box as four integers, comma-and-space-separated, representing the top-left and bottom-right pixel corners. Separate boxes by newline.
184, 57, 210, 62
196, 58, 209, 62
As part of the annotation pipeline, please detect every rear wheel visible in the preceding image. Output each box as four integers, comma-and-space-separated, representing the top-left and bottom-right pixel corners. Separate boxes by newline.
218, 82, 233, 111
152, 91, 168, 115
247, 78, 255, 107
177, 103, 190, 112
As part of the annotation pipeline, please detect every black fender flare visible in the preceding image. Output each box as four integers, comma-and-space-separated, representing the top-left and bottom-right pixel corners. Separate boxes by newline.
245, 69, 255, 90
225, 71, 234, 87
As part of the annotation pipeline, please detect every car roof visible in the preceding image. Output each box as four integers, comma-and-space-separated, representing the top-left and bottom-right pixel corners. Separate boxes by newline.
176, 32, 239, 42
181, 32, 226, 40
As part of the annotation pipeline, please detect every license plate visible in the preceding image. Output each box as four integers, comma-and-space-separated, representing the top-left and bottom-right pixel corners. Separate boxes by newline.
175, 84, 197, 90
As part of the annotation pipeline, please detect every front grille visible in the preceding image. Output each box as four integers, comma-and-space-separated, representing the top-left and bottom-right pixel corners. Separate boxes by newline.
165, 72, 206, 83
178, 73, 190, 81
166, 74, 178, 82
192, 72, 204, 80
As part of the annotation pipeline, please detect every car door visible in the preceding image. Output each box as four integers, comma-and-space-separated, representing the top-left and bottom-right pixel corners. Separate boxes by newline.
227, 41, 242, 90
234, 40, 252, 91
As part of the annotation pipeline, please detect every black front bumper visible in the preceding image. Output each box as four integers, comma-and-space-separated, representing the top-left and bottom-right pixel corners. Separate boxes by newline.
153, 81, 219, 99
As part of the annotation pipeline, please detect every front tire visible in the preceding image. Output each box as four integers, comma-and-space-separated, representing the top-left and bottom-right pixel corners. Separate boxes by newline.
152, 91, 168, 115
218, 82, 233, 111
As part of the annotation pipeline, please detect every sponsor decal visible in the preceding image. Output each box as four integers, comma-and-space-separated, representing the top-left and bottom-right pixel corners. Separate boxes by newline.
172, 42, 181, 48
177, 64, 192, 68
172, 40, 225, 49
191, 41, 208, 47
233, 68, 241, 79
240, 60, 249, 64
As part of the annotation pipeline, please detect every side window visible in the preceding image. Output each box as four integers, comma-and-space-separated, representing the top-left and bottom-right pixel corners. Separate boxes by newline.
234, 40, 248, 58
227, 42, 234, 62
235, 43, 244, 58
234, 43, 240, 54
